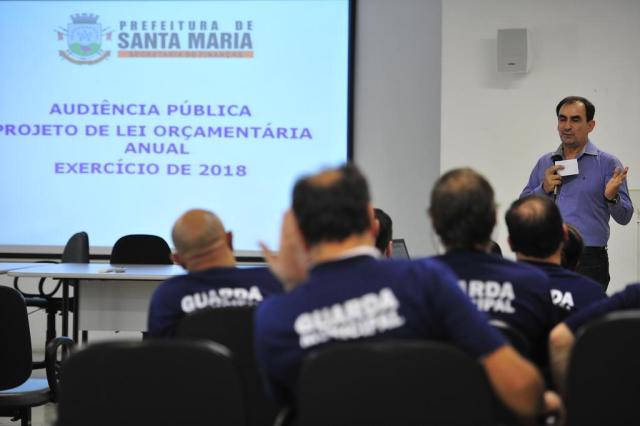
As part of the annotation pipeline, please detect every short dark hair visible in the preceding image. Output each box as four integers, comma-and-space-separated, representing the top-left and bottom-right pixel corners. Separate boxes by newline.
429, 168, 496, 250
556, 96, 595, 122
561, 223, 584, 271
292, 163, 371, 246
374, 208, 393, 253
489, 240, 503, 257
506, 195, 563, 258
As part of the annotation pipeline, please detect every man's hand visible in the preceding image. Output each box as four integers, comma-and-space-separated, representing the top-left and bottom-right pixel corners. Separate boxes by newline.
260, 210, 309, 291
604, 166, 629, 201
543, 165, 564, 194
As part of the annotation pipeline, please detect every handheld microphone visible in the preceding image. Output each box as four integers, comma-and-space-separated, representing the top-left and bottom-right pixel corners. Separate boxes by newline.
551, 154, 563, 197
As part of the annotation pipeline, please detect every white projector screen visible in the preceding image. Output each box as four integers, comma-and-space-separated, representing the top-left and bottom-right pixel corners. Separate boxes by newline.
0, 0, 352, 257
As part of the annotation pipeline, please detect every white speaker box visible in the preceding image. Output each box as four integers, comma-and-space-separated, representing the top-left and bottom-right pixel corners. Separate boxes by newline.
497, 28, 531, 73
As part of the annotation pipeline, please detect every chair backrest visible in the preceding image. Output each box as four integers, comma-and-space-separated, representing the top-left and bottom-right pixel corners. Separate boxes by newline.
57, 339, 246, 426
566, 310, 640, 426
490, 319, 531, 359
110, 234, 172, 264
176, 306, 279, 426
0, 286, 33, 390
297, 340, 495, 426
61, 231, 89, 263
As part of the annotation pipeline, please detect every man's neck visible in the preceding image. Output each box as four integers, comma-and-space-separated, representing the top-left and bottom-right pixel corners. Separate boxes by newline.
308, 233, 376, 265
563, 141, 587, 160
186, 249, 236, 272
515, 251, 562, 266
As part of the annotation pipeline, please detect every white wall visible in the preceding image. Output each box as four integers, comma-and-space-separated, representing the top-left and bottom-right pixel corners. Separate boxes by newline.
442, 0, 640, 293
355, 0, 442, 257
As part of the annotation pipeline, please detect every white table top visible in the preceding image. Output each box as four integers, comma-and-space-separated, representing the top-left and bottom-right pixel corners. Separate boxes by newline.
7, 263, 185, 280
0, 262, 45, 274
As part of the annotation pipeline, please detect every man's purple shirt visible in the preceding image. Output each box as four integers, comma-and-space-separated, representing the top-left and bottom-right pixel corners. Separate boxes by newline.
521, 140, 633, 247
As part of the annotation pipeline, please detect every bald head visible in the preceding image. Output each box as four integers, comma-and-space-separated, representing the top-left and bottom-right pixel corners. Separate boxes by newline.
506, 195, 564, 258
171, 209, 232, 269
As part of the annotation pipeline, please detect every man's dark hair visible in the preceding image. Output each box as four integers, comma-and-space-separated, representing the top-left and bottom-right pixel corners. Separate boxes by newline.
506, 195, 563, 258
561, 223, 584, 271
429, 168, 496, 250
556, 96, 595, 122
374, 208, 393, 254
489, 240, 503, 257
293, 163, 371, 246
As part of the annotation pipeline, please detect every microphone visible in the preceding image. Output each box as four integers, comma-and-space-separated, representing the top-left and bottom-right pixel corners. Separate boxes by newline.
551, 154, 563, 198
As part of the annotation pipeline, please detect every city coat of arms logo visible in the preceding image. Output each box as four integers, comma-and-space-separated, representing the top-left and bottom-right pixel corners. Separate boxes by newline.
57, 14, 111, 64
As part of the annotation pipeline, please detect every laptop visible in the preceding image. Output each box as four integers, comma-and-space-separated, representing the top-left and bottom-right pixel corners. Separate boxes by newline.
391, 239, 410, 260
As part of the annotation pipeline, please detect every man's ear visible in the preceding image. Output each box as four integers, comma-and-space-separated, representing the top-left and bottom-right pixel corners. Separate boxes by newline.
171, 252, 184, 268
226, 231, 234, 250
368, 204, 378, 236
385, 240, 393, 258
561, 224, 569, 242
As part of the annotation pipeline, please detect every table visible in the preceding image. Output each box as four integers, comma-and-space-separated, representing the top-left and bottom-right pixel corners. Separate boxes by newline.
0, 262, 43, 274
9, 263, 185, 341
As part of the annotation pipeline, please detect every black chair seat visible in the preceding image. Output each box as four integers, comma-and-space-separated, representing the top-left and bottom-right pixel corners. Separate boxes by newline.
176, 306, 280, 426
566, 310, 640, 426
1, 286, 74, 426
0, 378, 50, 408
297, 340, 495, 426
57, 340, 246, 426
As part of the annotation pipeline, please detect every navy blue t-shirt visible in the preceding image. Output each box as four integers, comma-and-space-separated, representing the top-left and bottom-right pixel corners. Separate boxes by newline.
565, 283, 640, 333
147, 266, 283, 337
523, 261, 607, 322
433, 250, 555, 365
254, 255, 506, 405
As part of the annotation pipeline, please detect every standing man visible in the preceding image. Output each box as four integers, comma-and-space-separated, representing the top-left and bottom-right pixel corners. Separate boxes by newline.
521, 96, 633, 290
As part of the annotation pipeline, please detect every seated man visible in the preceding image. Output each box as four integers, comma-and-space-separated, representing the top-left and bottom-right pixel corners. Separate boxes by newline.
549, 283, 640, 394
256, 164, 558, 420
374, 207, 393, 257
506, 195, 606, 322
147, 209, 282, 337
561, 224, 584, 271
428, 168, 556, 366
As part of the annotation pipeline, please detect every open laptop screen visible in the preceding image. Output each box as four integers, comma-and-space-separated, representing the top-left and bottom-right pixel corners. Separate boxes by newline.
391, 239, 410, 260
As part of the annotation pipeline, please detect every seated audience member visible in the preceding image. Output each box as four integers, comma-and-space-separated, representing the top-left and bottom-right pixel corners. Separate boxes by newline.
549, 283, 640, 394
374, 207, 393, 257
561, 224, 584, 272
147, 209, 282, 337
256, 164, 559, 420
490, 240, 503, 257
428, 168, 556, 366
506, 195, 606, 322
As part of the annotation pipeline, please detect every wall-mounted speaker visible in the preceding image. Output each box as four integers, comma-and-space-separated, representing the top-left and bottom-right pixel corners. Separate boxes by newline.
497, 28, 531, 73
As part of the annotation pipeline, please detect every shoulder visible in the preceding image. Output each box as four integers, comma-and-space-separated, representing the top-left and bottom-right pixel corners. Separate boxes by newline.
592, 144, 623, 165
506, 258, 550, 280
151, 274, 190, 298
230, 266, 283, 289
616, 283, 640, 305
555, 270, 603, 291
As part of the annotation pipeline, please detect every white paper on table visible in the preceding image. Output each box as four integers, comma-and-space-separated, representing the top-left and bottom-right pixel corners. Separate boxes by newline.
555, 159, 579, 176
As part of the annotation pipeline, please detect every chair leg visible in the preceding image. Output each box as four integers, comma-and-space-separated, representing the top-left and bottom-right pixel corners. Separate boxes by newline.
46, 305, 57, 343
20, 407, 31, 426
